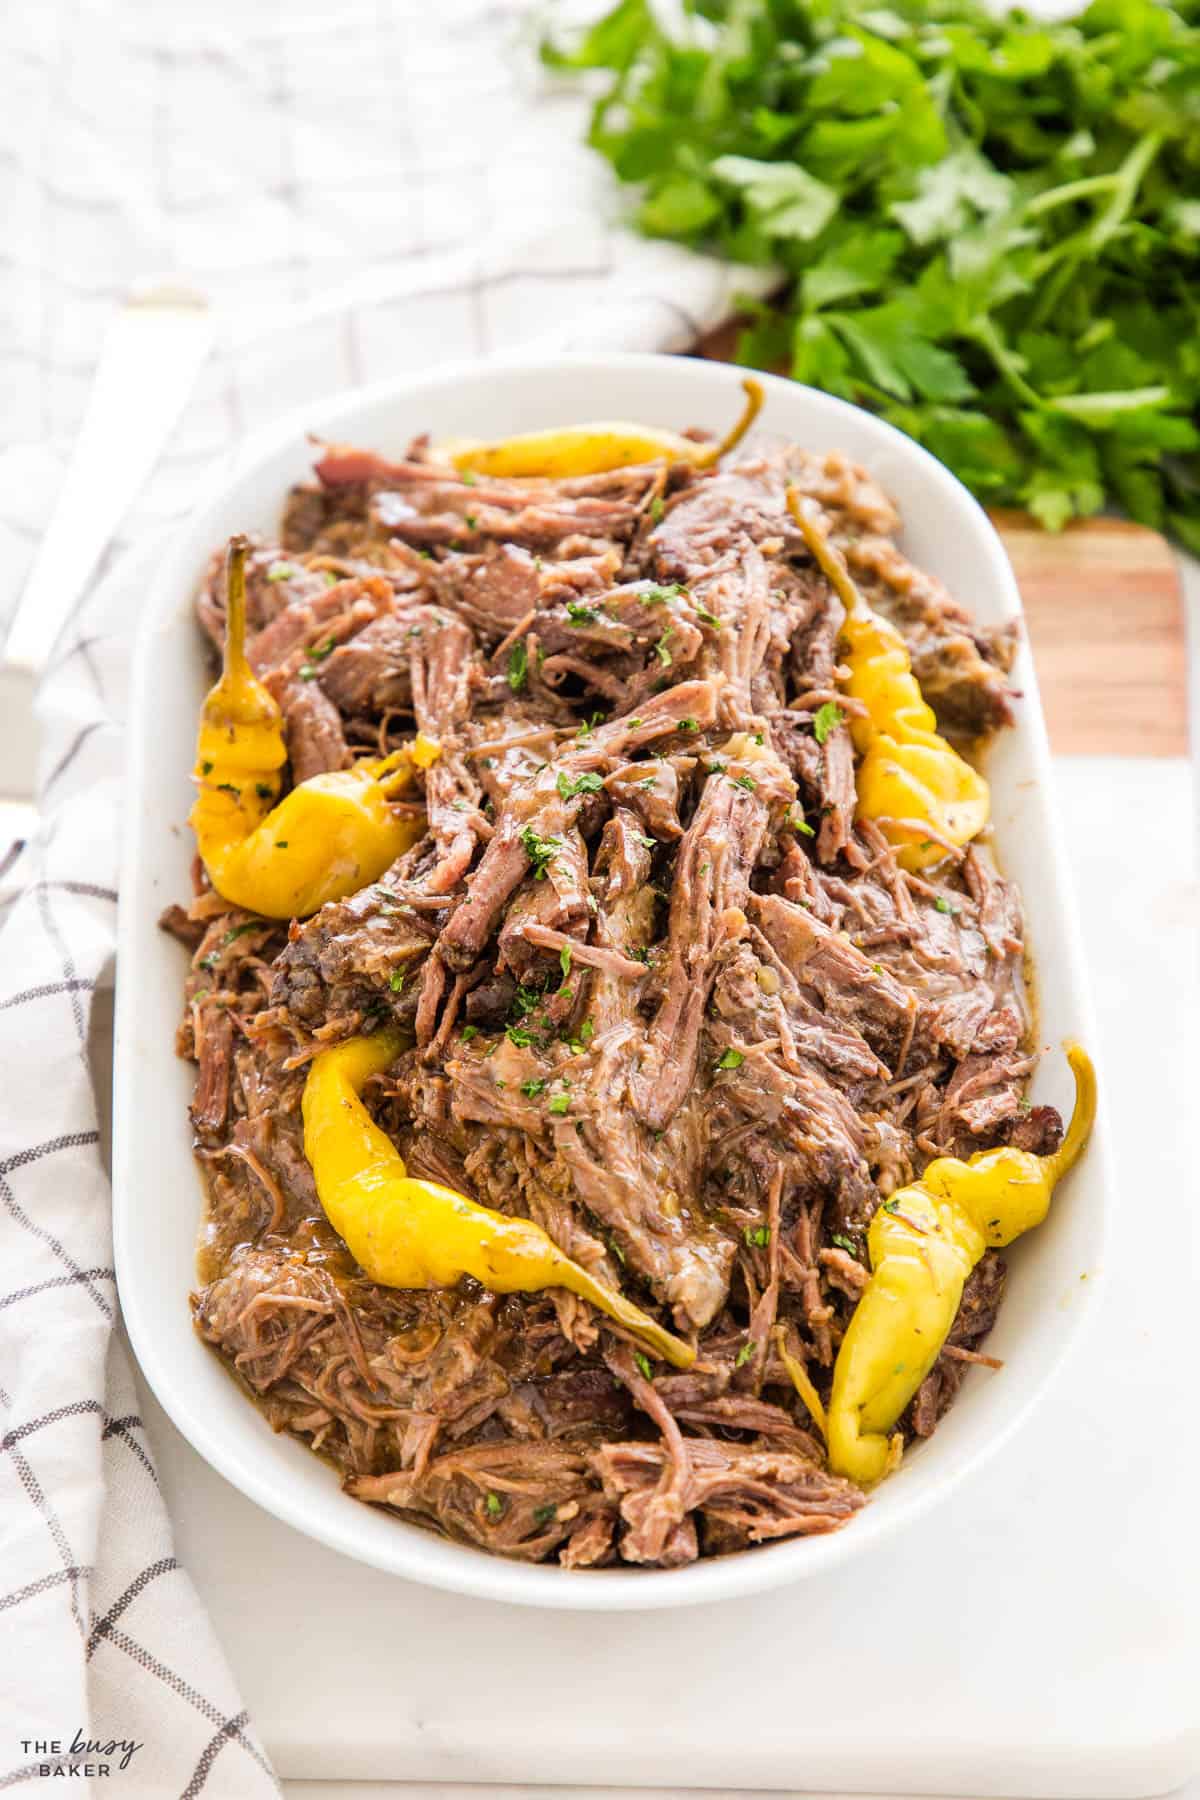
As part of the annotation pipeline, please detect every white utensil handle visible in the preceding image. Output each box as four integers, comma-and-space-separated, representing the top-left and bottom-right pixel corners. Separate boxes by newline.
6, 288, 213, 674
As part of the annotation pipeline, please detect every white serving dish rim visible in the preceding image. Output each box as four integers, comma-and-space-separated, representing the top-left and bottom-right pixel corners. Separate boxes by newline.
114, 350, 1112, 1611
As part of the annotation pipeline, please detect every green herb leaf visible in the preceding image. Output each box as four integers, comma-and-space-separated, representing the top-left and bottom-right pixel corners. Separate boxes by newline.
519, 824, 562, 879
460, 1024, 478, 1042
813, 702, 845, 746
716, 1048, 744, 1071
634, 1351, 653, 1380
559, 944, 573, 980
507, 641, 528, 693
744, 1224, 770, 1248
484, 1491, 504, 1518
389, 969, 406, 992
556, 769, 604, 801
735, 1340, 755, 1368
520, 1076, 547, 1098
544, 0, 1200, 547
831, 1232, 859, 1254
548, 1093, 571, 1116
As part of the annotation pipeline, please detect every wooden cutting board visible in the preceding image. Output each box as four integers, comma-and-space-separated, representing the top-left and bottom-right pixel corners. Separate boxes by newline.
695, 332, 1189, 758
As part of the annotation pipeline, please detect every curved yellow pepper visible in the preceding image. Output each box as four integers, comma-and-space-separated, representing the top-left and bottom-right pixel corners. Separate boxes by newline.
190, 537, 431, 919
442, 378, 764, 480
302, 1029, 696, 1370
787, 492, 990, 872
827, 1043, 1096, 1485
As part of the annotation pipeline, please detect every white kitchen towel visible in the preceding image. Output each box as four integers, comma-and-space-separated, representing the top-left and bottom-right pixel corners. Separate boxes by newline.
0, 2, 765, 1792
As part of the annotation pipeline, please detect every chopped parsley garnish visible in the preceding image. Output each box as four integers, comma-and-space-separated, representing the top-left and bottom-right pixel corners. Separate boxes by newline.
649, 497, 664, 524
790, 811, 814, 837
389, 969, 406, 992
716, 1047, 744, 1070
520, 1076, 547, 1098
636, 834, 656, 852
679, 717, 698, 732
813, 702, 845, 745
734, 1340, 755, 1368
831, 1233, 859, 1254
872, 962, 884, 975
733, 773, 756, 792
547, 1093, 571, 1116
506, 1024, 534, 1048
556, 769, 604, 801
934, 896, 958, 915
519, 824, 562, 879
566, 600, 599, 625
222, 921, 259, 945
882, 1198, 901, 1214
460, 469, 477, 486
653, 629, 674, 667
484, 1491, 504, 1519
266, 562, 296, 582
464, 512, 478, 529
634, 1351, 653, 1380
559, 944, 573, 980
532, 1502, 557, 1527
639, 582, 685, 606
744, 1224, 770, 1248
507, 641, 528, 693
695, 603, 722, 629
460, 1024, 478, 1042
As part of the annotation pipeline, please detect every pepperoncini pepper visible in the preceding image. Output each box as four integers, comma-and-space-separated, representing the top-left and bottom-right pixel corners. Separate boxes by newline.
190, 537, 433, 919
786, 490, 990, 872
827, 1043, 1096, 1486
440, 378, 764, 480
302, 1030, 696, 1371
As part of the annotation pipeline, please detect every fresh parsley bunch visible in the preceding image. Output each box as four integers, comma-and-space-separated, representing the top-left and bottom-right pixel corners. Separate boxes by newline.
544, 0, 1200, 543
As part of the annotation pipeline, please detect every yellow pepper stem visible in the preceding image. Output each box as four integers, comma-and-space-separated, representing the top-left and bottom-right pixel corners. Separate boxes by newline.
302, 1031, 695, 1371
694, 377, 765, 468
827, 1045, 1096, 1486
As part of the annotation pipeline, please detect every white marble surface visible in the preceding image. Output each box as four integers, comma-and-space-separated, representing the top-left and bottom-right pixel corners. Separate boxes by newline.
128, 756, 1198, 1800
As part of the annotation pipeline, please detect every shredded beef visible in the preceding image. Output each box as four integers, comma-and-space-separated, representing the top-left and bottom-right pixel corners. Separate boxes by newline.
173, 417, 1041, 1570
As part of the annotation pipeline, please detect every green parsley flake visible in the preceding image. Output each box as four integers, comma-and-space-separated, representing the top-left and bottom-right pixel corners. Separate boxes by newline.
649, 497, 664, 524
831, 1233, 858, 1255
634, 1351, 653, 1380
520, 1076, 547, 1098
484, 1491, 504, 1519
556, 769, 604, 801
519, 824, 562, 879
460, 1025, 478, 1042
533, 1502, 557, 1527
266, 562, 296, 582
744, 1224, 770, 1248
548, 1093, 571, 1116
716, 1048, 744, 1070
389, 969, 406, 992
507, 641, 528, 693
934, 896, 958, 915
679, 717, 698, 732
566, 600, 599, 625
813, 702, 845, 746
735, 1340, 755, 1368
733, 773, 756, 791
695, 604, 722, 629
559, 944, 573, 980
